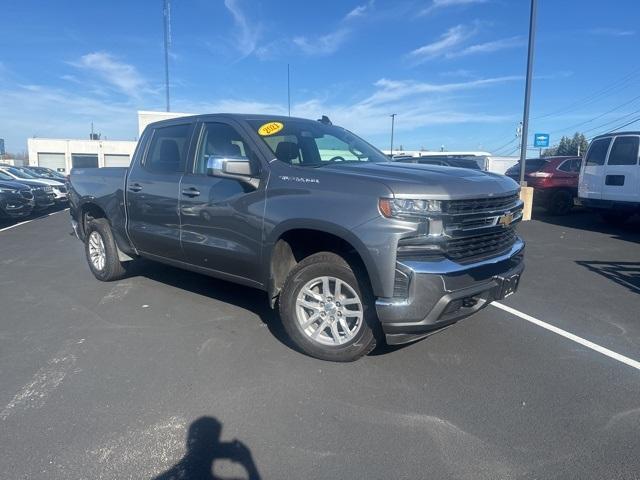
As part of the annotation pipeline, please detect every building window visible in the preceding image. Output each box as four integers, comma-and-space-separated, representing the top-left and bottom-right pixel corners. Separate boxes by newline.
72, 154, 99, 169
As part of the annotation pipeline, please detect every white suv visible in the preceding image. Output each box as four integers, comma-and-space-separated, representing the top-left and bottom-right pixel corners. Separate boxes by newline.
578, 132, 639, 225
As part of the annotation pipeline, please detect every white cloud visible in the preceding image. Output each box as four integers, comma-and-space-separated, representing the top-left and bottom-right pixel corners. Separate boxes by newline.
421, 0, 488, 15
293, 28, 351, 56
223, 0, 260, 57
408, 24, 476, 61
588, 27, 635, 37
447, 36, 524, 58
72, 52, 148, 98
345, 0, 374, 20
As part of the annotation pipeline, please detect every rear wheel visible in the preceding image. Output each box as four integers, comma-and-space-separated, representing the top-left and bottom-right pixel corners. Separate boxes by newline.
84, 218, 127, 281
279, 252, 377, 362
546, 190, 573, 215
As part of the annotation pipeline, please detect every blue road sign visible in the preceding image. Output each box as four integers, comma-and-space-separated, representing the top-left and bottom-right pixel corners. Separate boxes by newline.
534, 133, 549, 148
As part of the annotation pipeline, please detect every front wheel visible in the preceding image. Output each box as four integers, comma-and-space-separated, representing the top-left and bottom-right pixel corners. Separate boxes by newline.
279, 252, 377, 362
84, 218, 127, 281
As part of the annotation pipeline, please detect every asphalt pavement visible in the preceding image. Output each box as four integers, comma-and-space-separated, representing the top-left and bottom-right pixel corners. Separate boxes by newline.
1, 208, 639, 479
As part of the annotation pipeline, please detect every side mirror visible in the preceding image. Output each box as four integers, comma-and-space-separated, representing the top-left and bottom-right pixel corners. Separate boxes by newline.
206, 156, 258, 188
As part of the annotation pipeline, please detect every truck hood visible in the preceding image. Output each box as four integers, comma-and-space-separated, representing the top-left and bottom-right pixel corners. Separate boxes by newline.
320, 162, 519, 199
0, 180, 30, 190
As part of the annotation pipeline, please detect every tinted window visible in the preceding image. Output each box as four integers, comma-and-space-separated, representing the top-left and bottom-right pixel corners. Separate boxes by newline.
71, 154, 99, 169
557, 159, 580, 173
145, 124, 190, 173
194, 123, 255, 174
585, 138, 611, 166
607, 136, 639, 166
262, 134, 303, 165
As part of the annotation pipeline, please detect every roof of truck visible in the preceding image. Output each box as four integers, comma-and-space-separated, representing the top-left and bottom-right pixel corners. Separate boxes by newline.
592, 131, 640, 139
146, 113, 322, 129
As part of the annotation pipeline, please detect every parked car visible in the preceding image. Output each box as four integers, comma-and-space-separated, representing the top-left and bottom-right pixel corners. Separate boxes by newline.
0, 166, 68, 204
69, 114, 524, 362
0, 167, 55, 210
578, 132, 640, 225
25, 165, 67, 181
393, 155, 482, 170
505, 156, 581, 215
0, 171, 35, 219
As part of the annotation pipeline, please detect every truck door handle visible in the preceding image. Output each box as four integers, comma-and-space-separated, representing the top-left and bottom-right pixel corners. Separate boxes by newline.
181, 187, 201, 197
128, 183, 143, 192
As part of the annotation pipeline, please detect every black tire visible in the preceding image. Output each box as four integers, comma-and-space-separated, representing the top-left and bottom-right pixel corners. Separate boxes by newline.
84, 218, 127, 281
546, 190, 573, 215
600, 211, 629, 227
279, 252, 377, 362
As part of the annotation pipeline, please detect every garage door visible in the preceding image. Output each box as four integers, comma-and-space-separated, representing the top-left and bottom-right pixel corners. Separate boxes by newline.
38, 153, 66, 172
104, 154, 131, 167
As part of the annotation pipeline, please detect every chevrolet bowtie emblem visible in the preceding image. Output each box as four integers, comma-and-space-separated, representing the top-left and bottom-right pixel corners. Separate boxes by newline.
498, 212, 514, 227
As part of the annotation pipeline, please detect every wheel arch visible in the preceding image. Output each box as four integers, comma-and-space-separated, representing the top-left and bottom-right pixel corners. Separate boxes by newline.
265, 221, 381, 307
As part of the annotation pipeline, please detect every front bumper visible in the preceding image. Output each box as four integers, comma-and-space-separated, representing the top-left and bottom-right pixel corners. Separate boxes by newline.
376, 238, 525, 345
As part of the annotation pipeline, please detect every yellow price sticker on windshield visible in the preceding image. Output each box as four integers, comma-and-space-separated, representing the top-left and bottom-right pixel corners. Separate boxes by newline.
258, 121, 284, 136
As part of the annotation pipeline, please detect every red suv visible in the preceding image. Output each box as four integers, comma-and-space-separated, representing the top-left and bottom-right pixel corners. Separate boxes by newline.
505, 156, 582, 215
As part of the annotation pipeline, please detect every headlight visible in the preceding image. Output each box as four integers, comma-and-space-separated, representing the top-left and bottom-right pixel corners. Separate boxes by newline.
379, 198, 442, 219
0, 187, 18, 193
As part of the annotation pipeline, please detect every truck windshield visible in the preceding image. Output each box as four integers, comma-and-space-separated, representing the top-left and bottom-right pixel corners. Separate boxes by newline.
247, 119, 389, 167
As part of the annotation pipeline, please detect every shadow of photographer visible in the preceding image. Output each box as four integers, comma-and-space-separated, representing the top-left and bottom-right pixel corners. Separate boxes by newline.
153, 416, 261, 480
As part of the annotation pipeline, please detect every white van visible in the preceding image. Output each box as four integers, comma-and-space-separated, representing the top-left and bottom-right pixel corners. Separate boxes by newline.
578, 131, 640, 225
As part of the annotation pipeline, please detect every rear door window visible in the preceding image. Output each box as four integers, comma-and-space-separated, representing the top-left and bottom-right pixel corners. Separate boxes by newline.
145, 124, 191, 173
607, 136, 639, 166
585, 138, 611, 166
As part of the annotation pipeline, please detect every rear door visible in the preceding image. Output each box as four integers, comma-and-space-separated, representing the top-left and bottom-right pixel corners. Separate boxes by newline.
179, 120, 265, 283
601, 135, 639, 202
579, 137, 612, 200
127, 122, 194, 259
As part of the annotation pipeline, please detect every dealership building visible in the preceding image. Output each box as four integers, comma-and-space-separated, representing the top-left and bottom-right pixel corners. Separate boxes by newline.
27, 111, 191, 172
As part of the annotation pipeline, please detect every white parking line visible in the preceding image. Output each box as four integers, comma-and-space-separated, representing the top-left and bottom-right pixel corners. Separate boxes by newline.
492, 302, 640, 372
0, 208, 68, 232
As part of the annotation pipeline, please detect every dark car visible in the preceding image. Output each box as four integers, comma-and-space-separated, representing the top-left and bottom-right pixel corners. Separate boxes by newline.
506, 157, 581, 215
393, 155, 482, 170
26, 165, 67, 181
0, 171, 35, 219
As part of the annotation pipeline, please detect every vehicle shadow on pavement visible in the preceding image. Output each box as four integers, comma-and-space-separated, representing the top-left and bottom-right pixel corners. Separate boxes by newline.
576, 260, 640, 295
531, 208, 640, 241
126, 260, 297, 350
152, 416, 261, 480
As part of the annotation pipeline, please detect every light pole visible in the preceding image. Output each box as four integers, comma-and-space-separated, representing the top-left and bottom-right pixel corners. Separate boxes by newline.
390, 114, 396, 156
519, 0, 537, 185
163, 0, 171, 112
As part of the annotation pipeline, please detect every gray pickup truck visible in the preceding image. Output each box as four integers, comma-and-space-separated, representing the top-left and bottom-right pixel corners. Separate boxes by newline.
69, 114, 525, 361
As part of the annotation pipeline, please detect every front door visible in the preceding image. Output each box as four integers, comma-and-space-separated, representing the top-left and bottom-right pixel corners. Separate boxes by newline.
127, 122, 193, 259
602, 135, 639, 202
179, 121, 265, 284
580, 136, 612, 200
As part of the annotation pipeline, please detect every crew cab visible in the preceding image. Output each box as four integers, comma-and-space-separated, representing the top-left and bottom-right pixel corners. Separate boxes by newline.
69, 114, 525, 361
578, 132, 640, 225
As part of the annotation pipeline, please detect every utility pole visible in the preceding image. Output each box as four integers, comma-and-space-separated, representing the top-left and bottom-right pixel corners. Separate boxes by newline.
163, 0, 171, 112
287, 64, 291, 117
389, 114, 396, 156
519, 0, 537, 185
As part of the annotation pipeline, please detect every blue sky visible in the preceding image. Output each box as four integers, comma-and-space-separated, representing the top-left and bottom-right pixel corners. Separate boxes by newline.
1, 0, 639, 154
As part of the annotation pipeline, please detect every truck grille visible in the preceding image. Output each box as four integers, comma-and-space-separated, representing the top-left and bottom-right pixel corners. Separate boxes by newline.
445, 229, 517, 262
443, 193, 520, 215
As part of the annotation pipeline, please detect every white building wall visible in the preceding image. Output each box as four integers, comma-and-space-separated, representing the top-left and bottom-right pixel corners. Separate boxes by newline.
28, 138, 137, 172
137, 110, 193, 136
